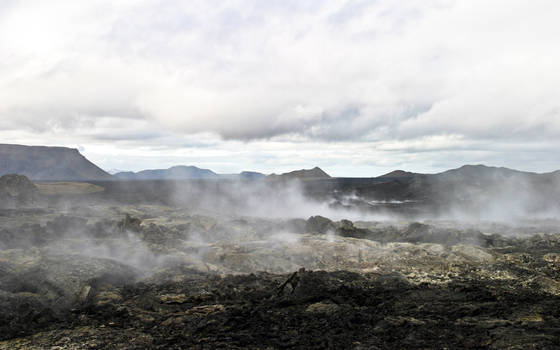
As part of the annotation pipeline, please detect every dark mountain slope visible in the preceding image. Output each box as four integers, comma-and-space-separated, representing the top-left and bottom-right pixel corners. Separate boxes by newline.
267, 167, 331, 181
0, 144, 113, 181
303, 164, 560, 218
378, 170, 420, 179
378, 164, 560, 216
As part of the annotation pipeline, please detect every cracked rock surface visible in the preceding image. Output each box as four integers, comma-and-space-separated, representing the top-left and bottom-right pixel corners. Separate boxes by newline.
1, 202, 560, 349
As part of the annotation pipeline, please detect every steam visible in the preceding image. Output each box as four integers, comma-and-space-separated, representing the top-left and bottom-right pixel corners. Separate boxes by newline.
2, 171, 560, 295
43, 230, 170, 274
168, 178, 392, 221
429, 170, 560, 222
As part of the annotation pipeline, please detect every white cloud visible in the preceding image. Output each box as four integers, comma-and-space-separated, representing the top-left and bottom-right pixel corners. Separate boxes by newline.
0, 0, 559, 174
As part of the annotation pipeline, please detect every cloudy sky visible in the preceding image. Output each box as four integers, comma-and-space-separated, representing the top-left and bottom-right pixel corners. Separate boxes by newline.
1, 0, 559, 176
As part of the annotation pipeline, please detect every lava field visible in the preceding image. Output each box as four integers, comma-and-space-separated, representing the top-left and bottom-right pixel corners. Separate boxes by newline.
0, 177, 560, 350
1, 179, 560, 349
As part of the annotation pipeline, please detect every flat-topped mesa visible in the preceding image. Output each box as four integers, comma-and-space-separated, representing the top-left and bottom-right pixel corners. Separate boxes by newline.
0, 144, 113, 181
267, 167, 331, 181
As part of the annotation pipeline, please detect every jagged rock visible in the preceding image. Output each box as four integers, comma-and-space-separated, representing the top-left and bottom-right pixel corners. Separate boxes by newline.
118, 214, 142, 233
403, 222, 431, 241
0, 251, 139, 341
2, 198, 560, 348
0, 174, 38, 207
305, 215, 335, 234
305, 302, 340, 314
46, 215, 88, 236
336, 219, 372, 239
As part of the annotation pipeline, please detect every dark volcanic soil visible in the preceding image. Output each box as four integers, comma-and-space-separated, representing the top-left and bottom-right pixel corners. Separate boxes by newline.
1, 182, 560, 349
2, 265, 560, 349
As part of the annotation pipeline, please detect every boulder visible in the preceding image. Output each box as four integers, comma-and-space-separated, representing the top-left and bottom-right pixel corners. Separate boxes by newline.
305, 216, 336, 234
118, 214, 142, 233
0, 174, 38, 206
336, 219, 372, 239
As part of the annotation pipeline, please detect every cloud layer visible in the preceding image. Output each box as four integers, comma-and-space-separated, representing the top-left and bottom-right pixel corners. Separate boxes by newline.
1, 0, 559, 175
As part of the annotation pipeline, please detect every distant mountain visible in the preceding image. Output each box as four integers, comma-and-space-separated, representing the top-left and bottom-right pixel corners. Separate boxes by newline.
115, 166, 266, 181
395, 164, 560, 214
238, 171, 266, 180
267, 167, 331, 180
115, 165, 219, 180
410, 164, 547, 197
318, 164, 560, 219
0, 144, 113, 181
106, 168, 126, 175
433, 164, 531, 182
378, 170, 420, 179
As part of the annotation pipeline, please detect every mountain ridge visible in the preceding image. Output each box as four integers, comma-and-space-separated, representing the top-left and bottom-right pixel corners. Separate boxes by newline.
1, 143, 558, 182
114, 166, 267, 180
115, 165, 219, 180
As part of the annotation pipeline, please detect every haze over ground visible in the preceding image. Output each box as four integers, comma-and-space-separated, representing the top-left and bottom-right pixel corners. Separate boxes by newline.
1, 0, 559, 175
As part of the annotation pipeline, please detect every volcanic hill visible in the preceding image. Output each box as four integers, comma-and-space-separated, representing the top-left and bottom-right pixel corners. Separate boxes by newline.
267, 167, 331, 180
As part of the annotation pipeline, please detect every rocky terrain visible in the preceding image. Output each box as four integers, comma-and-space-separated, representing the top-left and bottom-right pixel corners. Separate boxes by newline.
1, 183, 560, 348
0, 174, 39, 207
1, 161, 560, 348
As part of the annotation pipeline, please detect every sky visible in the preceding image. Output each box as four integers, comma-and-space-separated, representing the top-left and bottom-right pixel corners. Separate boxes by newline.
1, 0, 559, 177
